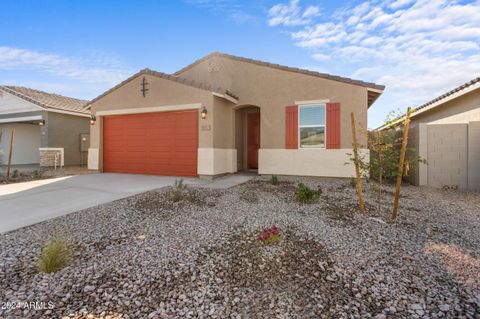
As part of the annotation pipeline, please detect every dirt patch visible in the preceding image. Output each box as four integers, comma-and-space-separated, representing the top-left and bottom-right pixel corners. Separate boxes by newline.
321, 195, 375, 224
239, 179, 297, 204
132, 187, 222, 217
1, 166, 90, 184
239, 188, 259, 203
0, 170, 45, 184
241, 180, 297, 195
178, 229, 381, 318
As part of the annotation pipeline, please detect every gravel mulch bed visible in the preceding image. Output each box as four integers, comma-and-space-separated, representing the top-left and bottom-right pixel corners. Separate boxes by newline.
1, 176, 479, 319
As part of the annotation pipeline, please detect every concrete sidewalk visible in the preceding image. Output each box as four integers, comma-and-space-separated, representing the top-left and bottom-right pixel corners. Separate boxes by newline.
0, 173, 253, 234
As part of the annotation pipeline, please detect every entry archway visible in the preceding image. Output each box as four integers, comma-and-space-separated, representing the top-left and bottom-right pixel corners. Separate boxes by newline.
234, 105, 261, 172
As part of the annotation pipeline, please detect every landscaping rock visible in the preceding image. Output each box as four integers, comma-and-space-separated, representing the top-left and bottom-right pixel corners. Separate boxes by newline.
1, 177, 479, 318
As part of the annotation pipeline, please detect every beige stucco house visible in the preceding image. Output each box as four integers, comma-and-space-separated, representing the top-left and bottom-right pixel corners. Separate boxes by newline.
0, 86, 90, 167
86, 52, 384, 178
379, 77, 480, 191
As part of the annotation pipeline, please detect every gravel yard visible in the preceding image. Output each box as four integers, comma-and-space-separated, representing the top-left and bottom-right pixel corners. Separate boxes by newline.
1, 176, 479, 319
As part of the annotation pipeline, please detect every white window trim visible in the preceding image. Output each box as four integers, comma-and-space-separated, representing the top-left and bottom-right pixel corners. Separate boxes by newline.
298, 103, 326, 149
294, 99, 330, 105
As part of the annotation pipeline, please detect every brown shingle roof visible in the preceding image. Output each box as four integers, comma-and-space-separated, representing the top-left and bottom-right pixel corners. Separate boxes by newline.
175, 51, 385, 91
0, 86, 89, 115
85, 68, 236, 108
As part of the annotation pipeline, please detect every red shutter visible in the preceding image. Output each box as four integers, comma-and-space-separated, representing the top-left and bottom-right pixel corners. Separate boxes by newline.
285, 105, 298, 149
326, 103, 341, 149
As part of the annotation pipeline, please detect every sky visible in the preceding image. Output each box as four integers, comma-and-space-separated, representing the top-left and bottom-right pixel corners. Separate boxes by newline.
1, 0, 479, 128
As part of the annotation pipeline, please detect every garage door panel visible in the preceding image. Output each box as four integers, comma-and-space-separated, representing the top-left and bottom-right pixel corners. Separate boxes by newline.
103, 110, 198, 176
174, 150, 197, 158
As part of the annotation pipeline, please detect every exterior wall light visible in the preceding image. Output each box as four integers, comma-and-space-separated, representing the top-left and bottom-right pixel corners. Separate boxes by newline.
38, 120, 45, 126
201, 106, 208, 119
90, 115, 96, 125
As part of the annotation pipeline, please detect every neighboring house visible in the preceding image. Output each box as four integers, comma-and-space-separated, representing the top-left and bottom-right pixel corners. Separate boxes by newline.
0, 86, 90, 167
377, 77, 480, 191
86, 52, 384, 178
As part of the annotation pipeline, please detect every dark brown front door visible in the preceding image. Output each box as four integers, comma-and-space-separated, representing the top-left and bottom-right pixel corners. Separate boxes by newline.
247, 112, 260, 169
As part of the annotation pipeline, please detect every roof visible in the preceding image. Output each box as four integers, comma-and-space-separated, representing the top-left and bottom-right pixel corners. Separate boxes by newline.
415, 77, 480, 112
175, 51, 386, 91
374, 76, 480, 131
0, 86, 89, 115
85, 68, 237, 108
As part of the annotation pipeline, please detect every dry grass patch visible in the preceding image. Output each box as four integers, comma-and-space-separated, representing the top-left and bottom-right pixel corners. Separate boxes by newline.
38, 237, 73, 273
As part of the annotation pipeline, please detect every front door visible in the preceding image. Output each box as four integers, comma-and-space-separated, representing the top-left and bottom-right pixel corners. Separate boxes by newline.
247, 112, 260, 169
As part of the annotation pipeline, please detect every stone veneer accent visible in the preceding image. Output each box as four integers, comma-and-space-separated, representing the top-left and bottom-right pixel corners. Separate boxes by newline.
39, 148, 64, 167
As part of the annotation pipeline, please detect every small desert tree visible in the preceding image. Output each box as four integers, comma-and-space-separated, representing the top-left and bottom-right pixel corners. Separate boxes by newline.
370, 110, 425, 182
347, 109, 426, 214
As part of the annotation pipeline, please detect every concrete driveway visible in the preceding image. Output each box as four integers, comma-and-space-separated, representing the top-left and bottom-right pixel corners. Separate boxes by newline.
0, 173, 199, 234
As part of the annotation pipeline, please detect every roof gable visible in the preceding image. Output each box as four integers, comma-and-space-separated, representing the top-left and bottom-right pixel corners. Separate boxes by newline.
85, 68, 237, 108
175, 51, 385, 91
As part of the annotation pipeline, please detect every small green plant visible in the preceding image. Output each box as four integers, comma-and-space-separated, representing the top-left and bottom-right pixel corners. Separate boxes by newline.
297, 183, 321, 204
12, 169, 19, 178
38, 238, 73, 273
170, 179, 187, 202
270, 175, 278, 185
349, 177, 356, 188
257, 225, 280, 244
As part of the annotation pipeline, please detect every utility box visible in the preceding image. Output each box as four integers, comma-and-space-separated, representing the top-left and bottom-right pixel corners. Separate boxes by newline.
80, 133, 90, 152
80, 133, 90, 167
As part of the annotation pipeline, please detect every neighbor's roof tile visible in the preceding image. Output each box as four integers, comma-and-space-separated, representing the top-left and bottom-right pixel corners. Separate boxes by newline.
0, 86, 89, 115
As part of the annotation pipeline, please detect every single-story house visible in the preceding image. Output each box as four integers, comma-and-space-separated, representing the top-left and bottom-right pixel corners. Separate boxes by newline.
86, 52, 384, 178
377, 77, 480, 191
0, 86, 90, 167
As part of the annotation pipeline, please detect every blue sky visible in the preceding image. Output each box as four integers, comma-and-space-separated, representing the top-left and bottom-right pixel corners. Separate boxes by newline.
1, 0, 479, 128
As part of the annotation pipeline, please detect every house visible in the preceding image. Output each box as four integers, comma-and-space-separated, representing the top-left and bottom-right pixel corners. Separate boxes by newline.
0, 86, 90, 167
377, 77, 480, 191
86, 52, 384, 178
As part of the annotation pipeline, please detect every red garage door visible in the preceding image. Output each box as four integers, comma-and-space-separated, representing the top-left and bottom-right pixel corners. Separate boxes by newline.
103, 110, 198, 176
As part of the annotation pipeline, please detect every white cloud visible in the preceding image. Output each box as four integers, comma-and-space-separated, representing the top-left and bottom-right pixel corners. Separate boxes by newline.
312, 53, 330, 61
303, 6, 321, 18
389, 0, 415, 9
186, 0, 254, 24
267, 0, 480, 127
0, 46, 131, 86
268, 0, 320, 26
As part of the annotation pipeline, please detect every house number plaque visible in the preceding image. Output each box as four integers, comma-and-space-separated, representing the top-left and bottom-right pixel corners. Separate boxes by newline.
201, 124, 211, 131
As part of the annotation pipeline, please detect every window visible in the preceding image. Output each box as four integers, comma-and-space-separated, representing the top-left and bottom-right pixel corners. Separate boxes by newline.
299, 104, 325, 148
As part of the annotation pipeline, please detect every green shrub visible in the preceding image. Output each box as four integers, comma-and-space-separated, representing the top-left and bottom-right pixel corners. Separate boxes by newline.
349, 177, 356, 188
12, 169, 19, 178
170, 179, 187, 202
38, 238, 72, 273
297, 183, 321, 204
270, 175, 278, 185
